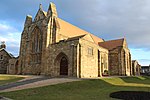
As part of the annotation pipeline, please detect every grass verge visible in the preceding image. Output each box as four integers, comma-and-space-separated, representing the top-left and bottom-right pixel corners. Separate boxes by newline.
0, 74, 24, 85
0, 76, 150, 100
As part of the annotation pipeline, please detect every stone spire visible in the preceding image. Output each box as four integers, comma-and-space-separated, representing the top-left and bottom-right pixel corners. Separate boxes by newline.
0, 41, 6, 49
47, 2, 58, 17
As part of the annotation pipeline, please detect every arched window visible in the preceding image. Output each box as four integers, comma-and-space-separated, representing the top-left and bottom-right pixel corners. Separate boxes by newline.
31, 27, 42, 63
0, 55, 3, 60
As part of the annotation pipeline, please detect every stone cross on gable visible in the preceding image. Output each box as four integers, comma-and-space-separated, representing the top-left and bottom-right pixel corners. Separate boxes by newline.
1, 41, 5, 44
0, 41, 6, 49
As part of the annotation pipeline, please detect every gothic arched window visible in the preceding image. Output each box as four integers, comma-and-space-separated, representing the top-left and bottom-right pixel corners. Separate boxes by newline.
31, 27, 42, 63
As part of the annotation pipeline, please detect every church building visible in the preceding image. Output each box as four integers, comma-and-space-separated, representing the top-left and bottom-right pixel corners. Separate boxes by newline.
0, 42, 14, 74
9, 3, 132, 78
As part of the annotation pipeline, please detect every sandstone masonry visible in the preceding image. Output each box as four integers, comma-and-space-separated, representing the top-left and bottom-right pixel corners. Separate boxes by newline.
7, 2, 133, 78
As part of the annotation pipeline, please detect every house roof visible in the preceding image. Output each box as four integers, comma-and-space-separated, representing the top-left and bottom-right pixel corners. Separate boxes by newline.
98, 38, 125, 50
0, 48, 14, 58
141, 66, 150, 68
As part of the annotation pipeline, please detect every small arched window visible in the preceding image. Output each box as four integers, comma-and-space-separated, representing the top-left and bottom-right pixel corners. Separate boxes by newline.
0, 55, 3, 60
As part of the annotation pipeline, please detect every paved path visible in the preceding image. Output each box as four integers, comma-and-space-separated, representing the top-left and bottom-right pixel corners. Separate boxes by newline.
0, 75, 132, 93
0, 76, 81, 93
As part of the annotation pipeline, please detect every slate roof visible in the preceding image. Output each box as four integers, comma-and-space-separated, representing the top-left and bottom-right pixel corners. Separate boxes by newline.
0, 48, 14, 58
141, 66, 150, 68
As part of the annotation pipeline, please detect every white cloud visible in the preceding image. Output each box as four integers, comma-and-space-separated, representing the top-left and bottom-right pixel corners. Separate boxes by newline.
56, 0, 150, 50
0, 0, 150, 65
0, 24, 11, 30
0, 21, 21, 56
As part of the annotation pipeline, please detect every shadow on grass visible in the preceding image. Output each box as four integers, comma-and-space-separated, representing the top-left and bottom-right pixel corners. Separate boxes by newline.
110, 91, 150, 100
0, 79, 115, 100
0, 77, 150, 100
0, 77, 24, 86
120, 76, 150, 85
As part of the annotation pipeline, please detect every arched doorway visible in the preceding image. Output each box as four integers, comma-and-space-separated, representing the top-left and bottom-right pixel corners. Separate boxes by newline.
60, 56, 68, 75
54, 52, 69, 76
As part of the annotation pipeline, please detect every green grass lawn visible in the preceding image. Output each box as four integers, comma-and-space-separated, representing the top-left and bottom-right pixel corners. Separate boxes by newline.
0, 76, 150, 100
0, 74, 24, 85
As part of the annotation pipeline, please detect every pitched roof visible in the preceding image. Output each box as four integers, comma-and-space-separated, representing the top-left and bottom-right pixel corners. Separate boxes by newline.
67, 34, 86, 41
42, 10, 104, 45
0, 48, 14, 58
98, 38, 124, 50
132, 60, 137, 63
57, 18, 104, 45
141, 66, 150, 68
43, 11, 47, 16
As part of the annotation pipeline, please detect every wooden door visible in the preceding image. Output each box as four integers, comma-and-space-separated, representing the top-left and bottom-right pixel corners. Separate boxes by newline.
60, 57, 68, 75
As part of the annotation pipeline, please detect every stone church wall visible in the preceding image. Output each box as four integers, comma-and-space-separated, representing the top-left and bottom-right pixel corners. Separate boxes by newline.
14, 2, 132, 78
109, 47, 131, 76
0, 50, 12, 74
79, 39, 108, 78
46, 39, 79, 77
7, 58, 18, 74
132, 60, 141, 76
109, 48, 120, 75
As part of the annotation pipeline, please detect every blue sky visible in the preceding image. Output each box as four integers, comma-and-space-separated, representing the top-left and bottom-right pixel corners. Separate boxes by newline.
0, 0, 150, 65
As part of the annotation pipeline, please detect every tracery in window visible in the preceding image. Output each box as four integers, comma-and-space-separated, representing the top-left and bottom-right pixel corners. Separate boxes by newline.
31, 27, 42, 63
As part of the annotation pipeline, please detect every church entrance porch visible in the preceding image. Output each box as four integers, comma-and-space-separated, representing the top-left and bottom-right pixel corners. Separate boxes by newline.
54, 52, 69, 76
